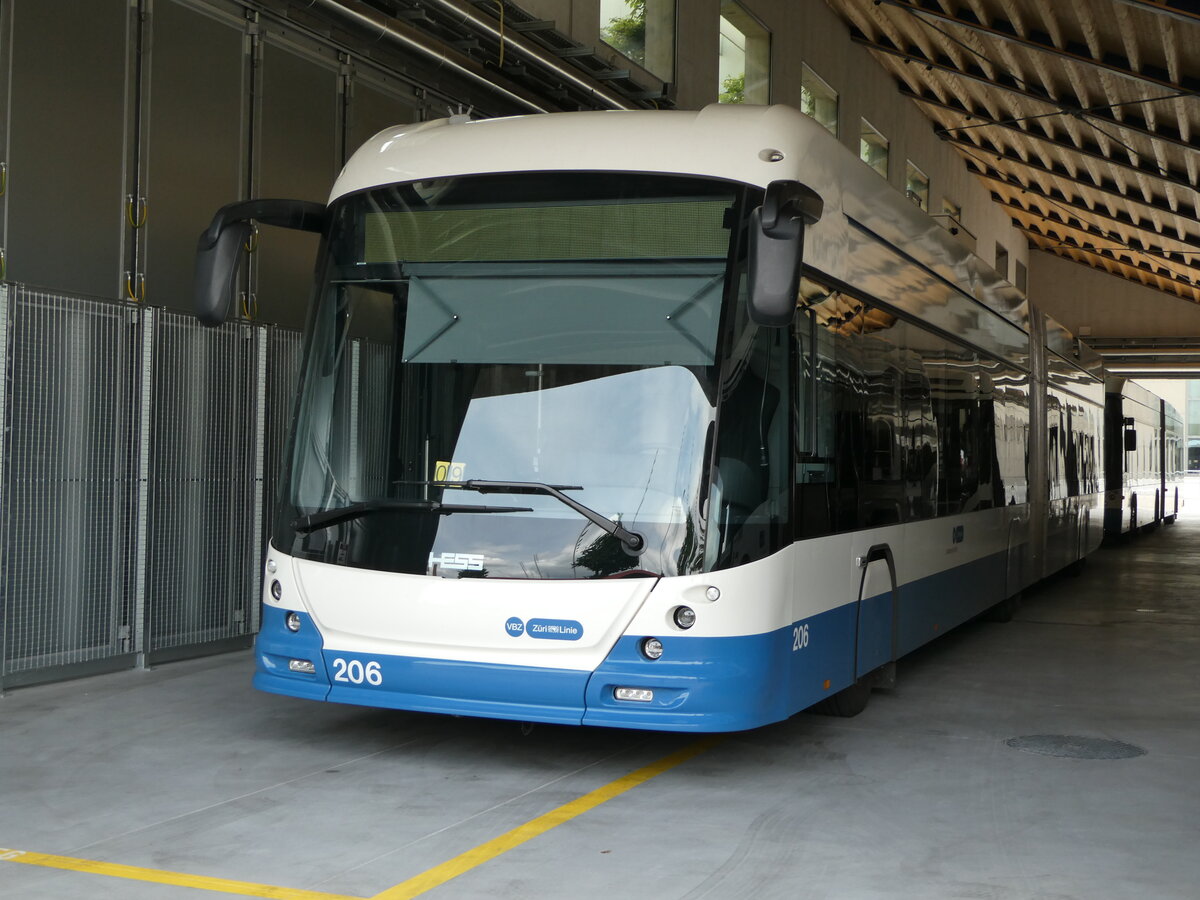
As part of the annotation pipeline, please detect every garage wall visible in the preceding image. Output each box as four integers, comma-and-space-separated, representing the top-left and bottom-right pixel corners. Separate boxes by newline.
0, 0, 425, 689
0, 0, 424, 329
4, 0, 130, 299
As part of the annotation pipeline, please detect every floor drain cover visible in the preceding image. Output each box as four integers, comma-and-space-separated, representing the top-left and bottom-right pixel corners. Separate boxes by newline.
1005, 735, 1146, 760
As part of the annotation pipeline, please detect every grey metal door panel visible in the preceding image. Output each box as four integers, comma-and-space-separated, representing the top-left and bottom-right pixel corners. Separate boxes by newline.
145, 0, 247, 309
255, 39, 339, 330
6, 0, 128, 297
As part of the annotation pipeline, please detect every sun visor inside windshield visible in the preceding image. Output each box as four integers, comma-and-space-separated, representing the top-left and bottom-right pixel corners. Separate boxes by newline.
400, 262, 725, 366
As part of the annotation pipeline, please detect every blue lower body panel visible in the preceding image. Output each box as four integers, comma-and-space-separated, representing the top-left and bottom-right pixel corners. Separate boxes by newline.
254, 607, 588, 725
584, 602, 857, 732
253, 548, 1019, 732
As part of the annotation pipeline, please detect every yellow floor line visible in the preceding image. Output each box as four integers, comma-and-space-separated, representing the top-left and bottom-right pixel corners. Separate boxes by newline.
0, 848, 360, 900
371, 735, 722, 900
0, 735, 720, 900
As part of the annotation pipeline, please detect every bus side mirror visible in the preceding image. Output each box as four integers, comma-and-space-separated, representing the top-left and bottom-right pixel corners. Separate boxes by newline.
194, 198, 327, 327
1123, 417, 1136, 452
747, 180, 823, 328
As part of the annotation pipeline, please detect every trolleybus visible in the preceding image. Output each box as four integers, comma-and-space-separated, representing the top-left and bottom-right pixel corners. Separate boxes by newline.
1104, 378, 1185, 538
195, 104, 1105, 731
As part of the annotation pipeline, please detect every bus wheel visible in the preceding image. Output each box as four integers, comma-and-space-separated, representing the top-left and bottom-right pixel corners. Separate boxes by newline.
814, 679, 872, 717
985, 592, 1021, 622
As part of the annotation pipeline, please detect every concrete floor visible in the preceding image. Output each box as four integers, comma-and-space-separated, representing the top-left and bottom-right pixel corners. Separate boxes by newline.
3, 501, 1199, 899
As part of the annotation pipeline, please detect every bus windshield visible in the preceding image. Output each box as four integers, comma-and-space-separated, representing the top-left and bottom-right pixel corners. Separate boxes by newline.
276, 172, 750, 579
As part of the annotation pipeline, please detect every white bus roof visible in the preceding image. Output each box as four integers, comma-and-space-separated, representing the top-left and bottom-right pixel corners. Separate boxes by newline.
331, 104, 820, 201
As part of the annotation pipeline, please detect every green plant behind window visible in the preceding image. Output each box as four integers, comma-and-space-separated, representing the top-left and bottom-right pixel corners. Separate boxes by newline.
720, 72, 745, 104
602, 0, 647, 64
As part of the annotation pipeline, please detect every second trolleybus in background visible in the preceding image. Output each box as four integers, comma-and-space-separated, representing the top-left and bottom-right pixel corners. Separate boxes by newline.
196, 104, 1109, 731
1104, 377, 1185, 539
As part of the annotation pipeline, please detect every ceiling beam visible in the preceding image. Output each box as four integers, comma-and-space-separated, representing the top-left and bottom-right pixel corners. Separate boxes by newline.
873, 0, 1200, 96
944, 133, 1183, 216
988, 194, 1200, 267
974, 166, 1200, 252
1086, 336, 1200, 352
1019, 225, 1198, 294
896, 82, 1197, 155
937, 122, 1195, 194
850, 26, 1060, 104
1003, 202, 1200, 280
1110, 0, 1200, 28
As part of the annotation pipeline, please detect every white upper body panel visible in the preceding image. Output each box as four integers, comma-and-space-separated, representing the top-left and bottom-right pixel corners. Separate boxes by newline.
329, 104, 1045, 368
331, 105, 826, 199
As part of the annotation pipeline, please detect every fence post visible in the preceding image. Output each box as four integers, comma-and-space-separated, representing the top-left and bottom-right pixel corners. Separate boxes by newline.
133, 305, 155, 667
250, 324, 267, 634
0, 283, 10, 691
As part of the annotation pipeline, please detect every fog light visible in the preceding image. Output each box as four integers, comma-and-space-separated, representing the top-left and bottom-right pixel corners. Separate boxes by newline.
673, 606, 696, 629
705, 586, 720, 602
641, 637, 664, 660
288, 659, 315, 674
615, 687, 654, 702
285, 611, 302, 632
266, 558, 278, 574
270, 579, 283, 600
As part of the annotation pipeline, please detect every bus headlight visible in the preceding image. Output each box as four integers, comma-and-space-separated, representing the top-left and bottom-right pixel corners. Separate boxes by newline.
270, 580, 283, 600
641, 637, 664, 660
673, 606, 696, 629
615, 687, 654, 702
285, 612, 302, 632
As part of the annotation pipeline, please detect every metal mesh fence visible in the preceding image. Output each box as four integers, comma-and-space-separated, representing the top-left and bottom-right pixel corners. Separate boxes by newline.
143, 311, 262, 657
0, 284, 304, 685
1, 288, 139, 678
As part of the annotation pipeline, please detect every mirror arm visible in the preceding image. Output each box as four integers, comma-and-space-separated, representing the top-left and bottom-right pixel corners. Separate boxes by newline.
760, 180, 824, 237
197, 199, 326, 250
194, 199, 327, 328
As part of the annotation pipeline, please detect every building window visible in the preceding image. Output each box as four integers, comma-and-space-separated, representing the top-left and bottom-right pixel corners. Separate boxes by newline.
859, 119, 889, 178
600, 0, 676, 82
718, 2, 770, 104
905, 161, 929, 210
1015, 259, 1028, 293
995, 242, 1010, 280
800, 64, 838, 136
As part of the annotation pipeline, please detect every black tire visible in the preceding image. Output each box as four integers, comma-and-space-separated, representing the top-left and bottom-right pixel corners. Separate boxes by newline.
984, 592, 1021, 622
812, 678, 872, 717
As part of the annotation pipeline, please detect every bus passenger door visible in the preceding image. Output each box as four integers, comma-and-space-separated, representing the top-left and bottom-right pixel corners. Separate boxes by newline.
854, 544, 897, 679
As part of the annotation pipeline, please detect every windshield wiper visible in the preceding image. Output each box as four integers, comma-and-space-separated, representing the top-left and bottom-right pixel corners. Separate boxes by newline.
442, 480, 646, 554
292, 499, 532, 534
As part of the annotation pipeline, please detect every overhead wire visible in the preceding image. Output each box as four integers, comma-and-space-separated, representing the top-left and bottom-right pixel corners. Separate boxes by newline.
889, 0, 1200, 183
936, 87, 1196, 136
878, 0, 1200, 290
951, 140, 1197, 286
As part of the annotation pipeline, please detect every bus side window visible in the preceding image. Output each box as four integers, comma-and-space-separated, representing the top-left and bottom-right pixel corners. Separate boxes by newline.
794, 305, 834, 538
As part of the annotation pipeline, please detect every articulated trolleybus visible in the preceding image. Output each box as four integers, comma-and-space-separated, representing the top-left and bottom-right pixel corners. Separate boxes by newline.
196, 105, 1104, 731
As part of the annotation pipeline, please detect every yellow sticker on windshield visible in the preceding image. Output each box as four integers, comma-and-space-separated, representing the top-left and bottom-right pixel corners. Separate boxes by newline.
435, 460, 466, 482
